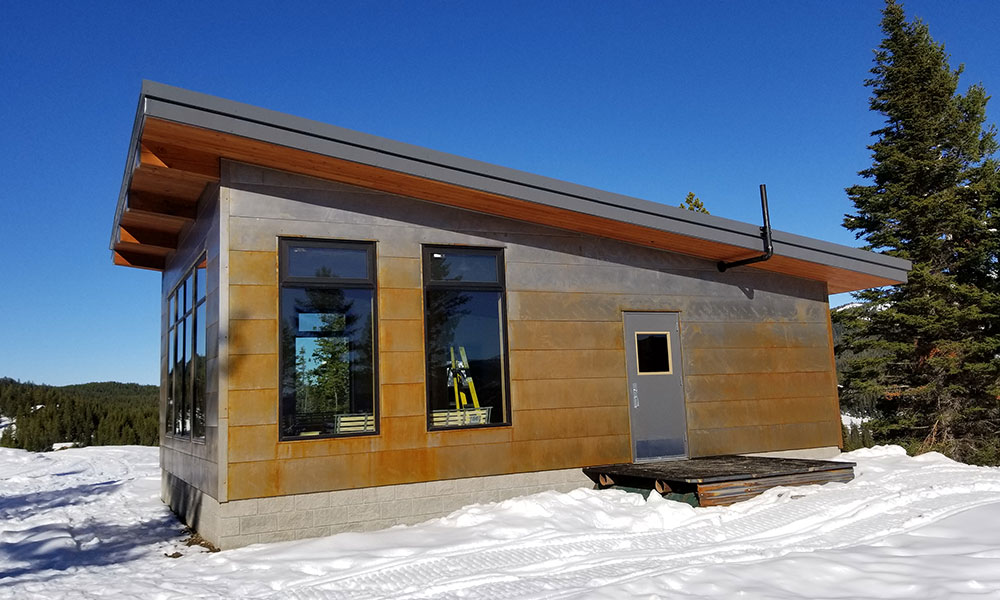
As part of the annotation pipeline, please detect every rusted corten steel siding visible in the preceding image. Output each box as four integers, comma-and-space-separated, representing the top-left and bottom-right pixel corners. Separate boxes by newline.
221, 161, 841, 502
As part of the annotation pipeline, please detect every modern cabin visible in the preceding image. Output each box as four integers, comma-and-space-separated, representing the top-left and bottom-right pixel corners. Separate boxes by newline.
109, 81, 910, 549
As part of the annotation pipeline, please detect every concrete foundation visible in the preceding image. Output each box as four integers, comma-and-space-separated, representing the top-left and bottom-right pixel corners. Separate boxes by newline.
163, 467, 594, 549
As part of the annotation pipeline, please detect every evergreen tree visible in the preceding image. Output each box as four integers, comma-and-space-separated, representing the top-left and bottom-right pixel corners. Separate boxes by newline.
679, 192, 709, 214
836, 0, 1000, 463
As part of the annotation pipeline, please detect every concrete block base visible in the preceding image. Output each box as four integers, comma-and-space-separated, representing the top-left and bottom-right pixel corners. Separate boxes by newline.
163, 468, 594, 550
161, 471, 223, 545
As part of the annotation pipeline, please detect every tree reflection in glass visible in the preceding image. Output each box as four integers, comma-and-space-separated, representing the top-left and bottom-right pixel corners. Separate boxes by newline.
280, 286, 374, 437
426, 290, 505, 424
424, 247, 507, 428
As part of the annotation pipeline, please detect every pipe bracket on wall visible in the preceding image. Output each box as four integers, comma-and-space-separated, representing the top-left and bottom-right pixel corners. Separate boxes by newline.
718, 184, 774, 272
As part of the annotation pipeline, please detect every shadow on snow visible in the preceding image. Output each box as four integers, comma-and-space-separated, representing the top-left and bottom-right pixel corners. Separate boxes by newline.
0, 513, 181, 580
0, 481, 184, 581
0, 480, 123, 521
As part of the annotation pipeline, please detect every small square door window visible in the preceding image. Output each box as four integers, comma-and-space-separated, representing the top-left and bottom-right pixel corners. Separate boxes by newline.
635, 332, 671, 374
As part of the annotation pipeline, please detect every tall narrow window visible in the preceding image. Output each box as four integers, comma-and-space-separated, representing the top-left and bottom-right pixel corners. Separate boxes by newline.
423, 246, 510, 429
279, 239, 378, 440
192, 260, 207, 438
165, 256, 207, 441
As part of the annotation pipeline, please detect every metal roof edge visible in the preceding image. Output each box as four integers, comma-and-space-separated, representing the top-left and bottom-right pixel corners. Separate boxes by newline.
109, 81, 151, 253
128, 81, 912, 281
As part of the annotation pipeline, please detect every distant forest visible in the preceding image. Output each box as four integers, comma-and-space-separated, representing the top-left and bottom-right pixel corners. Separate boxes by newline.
0, 378, 158, 451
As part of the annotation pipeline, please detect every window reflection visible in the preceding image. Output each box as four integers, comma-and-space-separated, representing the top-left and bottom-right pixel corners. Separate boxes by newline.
423, 246, 508, 428
193, 302, 207, 438
173, 320, 185, 434
167, 325, 175, 433
165, 255, 208, 441
279, 240, 377, 439
287, 245, 369, 280
426, 250, 498, 283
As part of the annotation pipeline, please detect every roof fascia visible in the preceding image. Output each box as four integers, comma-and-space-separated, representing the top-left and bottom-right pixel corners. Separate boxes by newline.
109, 85, 152, 252
127, 81, 912, 282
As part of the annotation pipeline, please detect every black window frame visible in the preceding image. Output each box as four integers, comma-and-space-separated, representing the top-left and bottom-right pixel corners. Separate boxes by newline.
165, 253, 208, 442
422, 245, 512, 431
278, 237, 380, 441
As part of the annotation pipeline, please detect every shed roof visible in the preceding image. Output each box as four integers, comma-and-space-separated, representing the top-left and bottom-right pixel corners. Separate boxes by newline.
110, 81, 910, 293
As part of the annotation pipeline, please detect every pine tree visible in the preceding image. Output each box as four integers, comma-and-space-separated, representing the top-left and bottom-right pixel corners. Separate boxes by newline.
836, 0, 1000, 463
679, 192, 709, 214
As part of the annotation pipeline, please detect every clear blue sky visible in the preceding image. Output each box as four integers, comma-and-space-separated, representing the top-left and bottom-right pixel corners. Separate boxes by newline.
1, 1, 997, 386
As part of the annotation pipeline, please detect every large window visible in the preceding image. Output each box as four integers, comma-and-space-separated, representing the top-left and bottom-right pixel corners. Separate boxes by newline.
423, 246, 510, 429
166, 256, 207, 440
279, 239, 378, 439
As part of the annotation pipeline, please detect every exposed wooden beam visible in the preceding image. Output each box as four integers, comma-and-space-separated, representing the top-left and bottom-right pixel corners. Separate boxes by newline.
113, 250, 165, 271
120, 207, 193, 232
140, 144, 168, 168
127, 190, 198, 220
140, 140, 220, 180
131, 162, 213, 203
114, 240, 173, 258
119, 224, 178, 249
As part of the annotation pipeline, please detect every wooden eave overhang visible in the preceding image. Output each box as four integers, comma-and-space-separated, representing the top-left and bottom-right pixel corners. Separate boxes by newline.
110, 81, 911, 293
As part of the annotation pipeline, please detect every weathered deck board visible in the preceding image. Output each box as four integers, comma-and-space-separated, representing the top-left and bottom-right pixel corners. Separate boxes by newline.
584, 455, 856, 506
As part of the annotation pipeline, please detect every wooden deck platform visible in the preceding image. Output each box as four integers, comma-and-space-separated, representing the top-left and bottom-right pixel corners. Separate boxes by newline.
583, 455, 856, 506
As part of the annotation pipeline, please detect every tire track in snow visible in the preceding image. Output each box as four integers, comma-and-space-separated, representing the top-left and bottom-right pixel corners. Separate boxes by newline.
264, 461, 1000, 600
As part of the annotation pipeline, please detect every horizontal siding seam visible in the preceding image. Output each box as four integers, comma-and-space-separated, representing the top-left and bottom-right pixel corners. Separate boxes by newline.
512, 376, 625, 382
510, 347, 623, 352
689, 419, 843, 434
510, 375, 627, 382
509, 349, 622, 354
511, 317, 828, 325
508, 319, 622, 324
227, 213, 580, 238
506, 260, 716, 271
683, 344, 829, 349
511, 433, 628, 443
685, 371, 835, 378
684, 319, 826, 326
684, 368, 831, 376
686, 395, 834, 405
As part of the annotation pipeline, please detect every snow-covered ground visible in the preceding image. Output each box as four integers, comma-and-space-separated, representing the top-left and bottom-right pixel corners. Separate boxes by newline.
3, 446, 1000, 599
841, 412, 870, 427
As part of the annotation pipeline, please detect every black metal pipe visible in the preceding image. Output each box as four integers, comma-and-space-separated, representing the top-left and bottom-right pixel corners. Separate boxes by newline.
718, 184, 774, 272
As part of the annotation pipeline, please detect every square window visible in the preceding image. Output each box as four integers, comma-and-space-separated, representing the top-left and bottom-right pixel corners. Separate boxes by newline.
635, 332, 671, 374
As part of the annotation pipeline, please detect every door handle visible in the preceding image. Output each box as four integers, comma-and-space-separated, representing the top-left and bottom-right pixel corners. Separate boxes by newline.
631, 383, 639, 409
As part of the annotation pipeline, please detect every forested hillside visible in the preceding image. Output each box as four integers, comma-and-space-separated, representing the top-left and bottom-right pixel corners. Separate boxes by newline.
0, 378, 158, 451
